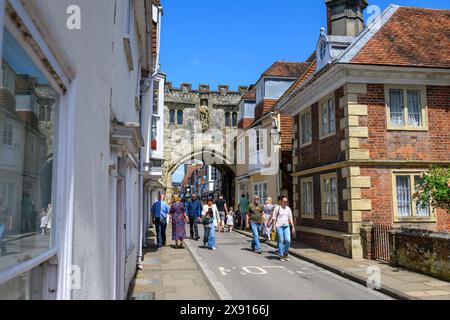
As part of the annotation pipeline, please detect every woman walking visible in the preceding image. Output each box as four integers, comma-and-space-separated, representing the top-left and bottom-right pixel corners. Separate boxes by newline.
262, 197, 274, 242
202, 198, 220, 250
272, 196, 295, 262
169, 195, 188, 249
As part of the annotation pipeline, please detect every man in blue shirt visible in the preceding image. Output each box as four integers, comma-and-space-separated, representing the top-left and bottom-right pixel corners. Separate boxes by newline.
186, 193, 202, 241
151, 194, 170, 249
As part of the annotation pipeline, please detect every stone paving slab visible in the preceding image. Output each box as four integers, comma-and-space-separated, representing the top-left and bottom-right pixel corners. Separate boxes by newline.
128, 227, 215, 300
235, 229, 450, 300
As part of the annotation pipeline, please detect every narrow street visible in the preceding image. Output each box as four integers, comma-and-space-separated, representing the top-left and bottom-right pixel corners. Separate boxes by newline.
185, 229, 392, 300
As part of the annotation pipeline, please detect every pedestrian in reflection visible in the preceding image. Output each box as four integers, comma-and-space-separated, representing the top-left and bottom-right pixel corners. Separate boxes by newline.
246, 195, 264, 254
151, 194, 170, 249
169, 195, 188, 249
226, 207, 235, 233
21, 193, 34, 233
0, 196, 12, 256
272, 196, 295, 262
202, 198, 220, 250
215, 194, 228, 233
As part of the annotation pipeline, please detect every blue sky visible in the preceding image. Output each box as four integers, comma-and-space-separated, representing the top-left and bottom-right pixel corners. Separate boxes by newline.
161, 0, 449, 92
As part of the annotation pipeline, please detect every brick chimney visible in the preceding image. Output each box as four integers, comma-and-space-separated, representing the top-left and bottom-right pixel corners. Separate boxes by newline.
326, 0, 368, 36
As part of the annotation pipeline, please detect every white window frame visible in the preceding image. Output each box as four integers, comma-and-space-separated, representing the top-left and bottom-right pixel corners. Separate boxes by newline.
391, 170, 435, 223
253, 182, 268, 204
2, 119, 13, 146
320, 173, 338, 221
299, 107, 312, 147
0, 0, 76, 300
319, 96, 336, 140
300, 177, 314, 219
385, 85, 428, 131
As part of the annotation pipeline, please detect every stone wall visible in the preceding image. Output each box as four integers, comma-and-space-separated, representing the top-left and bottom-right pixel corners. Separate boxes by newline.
389, 228, 450, 281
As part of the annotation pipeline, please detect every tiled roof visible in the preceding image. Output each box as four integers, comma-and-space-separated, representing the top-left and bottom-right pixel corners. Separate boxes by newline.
351, 7, 450, 68
263, 61, 311, 78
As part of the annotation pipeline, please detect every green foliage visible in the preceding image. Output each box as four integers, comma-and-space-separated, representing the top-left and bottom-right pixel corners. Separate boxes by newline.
414, 167, 450, 213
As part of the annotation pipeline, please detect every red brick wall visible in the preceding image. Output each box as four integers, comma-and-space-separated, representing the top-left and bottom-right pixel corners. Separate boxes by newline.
298, 231, 349, 258
358, 84, 450, 161
238, 118, 254, 130
280, 114, 292, 152
297, 169, 348, 233
294, 87, 346, 172
360, 166, 450, 232
254, 99, 277, 121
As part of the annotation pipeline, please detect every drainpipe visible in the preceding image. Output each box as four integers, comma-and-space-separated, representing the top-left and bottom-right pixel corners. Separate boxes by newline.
269, 112, 281, 197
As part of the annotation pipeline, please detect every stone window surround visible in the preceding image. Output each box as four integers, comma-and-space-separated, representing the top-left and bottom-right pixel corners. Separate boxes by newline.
318, 93, 336, 140
384, 84, 429, 131
300, 177, 314, 219
320, 172, 339, 221
391, 169, 436, 223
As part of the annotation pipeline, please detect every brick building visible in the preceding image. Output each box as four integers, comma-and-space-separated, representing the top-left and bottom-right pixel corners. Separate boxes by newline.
278, 1, 450, 259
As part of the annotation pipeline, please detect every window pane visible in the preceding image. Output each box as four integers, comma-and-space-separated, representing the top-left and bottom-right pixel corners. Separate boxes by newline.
389, 89, 404, 125
331, 178, 337, 215
225, 112, 231, 127
169, 110, 175, 125
307, 112, 312, 142
414, 176, 430, 217
232, 112, 238, 127
321, 103, 328, 135
328, 99, 335, 133
152, 80, 159, 114
407, 90, 421, 126
177, 110, 183, 125
396, 176, 411, 217
0, 28, 57, 273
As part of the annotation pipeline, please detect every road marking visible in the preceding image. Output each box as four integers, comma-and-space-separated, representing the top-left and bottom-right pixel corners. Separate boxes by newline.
242, 266, 268, 275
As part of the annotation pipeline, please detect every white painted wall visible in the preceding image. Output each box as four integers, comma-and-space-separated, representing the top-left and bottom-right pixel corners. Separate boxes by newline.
41, 0, 143, 299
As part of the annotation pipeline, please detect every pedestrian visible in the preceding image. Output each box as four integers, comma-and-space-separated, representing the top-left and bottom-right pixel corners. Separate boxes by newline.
272, 196, 284, 255
0, 196, 12, 256
272, 196, 295, 262
186, 193, 202, 240
226, 207, 235, 233
263, 197, 274, 242
151, 194, 170, 249
202, 198, 220, 250
246, 195, 264, 254
238, 193, 249, 230
215, 194, 227, 233
169, 195, 188, 249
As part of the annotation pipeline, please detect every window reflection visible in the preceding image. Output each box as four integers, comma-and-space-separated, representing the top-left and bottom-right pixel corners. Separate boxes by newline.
0, 28, 57, 273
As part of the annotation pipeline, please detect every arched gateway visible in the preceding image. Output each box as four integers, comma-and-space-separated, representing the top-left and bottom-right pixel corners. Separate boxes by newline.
162, 82, 249, 203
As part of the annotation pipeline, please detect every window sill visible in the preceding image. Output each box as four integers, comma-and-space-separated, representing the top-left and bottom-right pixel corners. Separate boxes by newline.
319, 132, 336, 141
387, 125, 428, 132
321, 213, 339, 221
300, 141, 312, 148
394, 217, 436, 223
301, 213, 314, 220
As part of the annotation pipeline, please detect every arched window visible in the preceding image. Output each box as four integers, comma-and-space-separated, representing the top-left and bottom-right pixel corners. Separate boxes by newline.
177, 110, 183, 126
225, 112, 231, 127
169, 110, 175, 126
232, 112, 238, 127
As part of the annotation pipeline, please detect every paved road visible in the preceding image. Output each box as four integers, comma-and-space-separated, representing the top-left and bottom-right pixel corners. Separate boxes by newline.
185, 229, 393, 300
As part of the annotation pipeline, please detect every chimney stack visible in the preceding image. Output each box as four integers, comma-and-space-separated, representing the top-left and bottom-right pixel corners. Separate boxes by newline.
326, 0, 368, 36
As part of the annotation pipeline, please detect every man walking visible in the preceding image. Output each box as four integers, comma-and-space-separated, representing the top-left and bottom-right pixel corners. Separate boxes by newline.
246, 195, 263, 254
215, 194, 228, 233
0, 196, 11, 256
151, 194, 170, 249
238, 193, 249, 230
186, 193, 202, 240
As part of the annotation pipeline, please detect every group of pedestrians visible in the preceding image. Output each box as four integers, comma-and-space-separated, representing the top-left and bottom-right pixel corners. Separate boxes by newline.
240, 194, 295, 262
151, 192, 295, 262
151, 193, 234, 251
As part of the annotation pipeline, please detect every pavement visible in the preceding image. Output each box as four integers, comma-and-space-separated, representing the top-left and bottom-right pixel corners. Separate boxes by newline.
128, 227, 216, 300
234, 228, 450, 300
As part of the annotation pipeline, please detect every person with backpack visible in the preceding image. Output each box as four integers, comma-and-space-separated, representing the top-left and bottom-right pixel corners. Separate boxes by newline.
246, 195, 264, 254
272, 196, 295, 262
186, 193, 202, 240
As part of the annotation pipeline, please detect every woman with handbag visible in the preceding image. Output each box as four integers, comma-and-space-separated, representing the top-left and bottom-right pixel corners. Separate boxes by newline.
169, 195, 188, 249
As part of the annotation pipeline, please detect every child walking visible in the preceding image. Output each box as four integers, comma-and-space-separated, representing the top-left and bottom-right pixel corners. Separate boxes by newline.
226, 208, 235, 233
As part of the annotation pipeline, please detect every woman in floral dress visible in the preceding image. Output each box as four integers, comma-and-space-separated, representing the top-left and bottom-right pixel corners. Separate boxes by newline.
263, 197, 274, 242
169, 195, 188, 248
